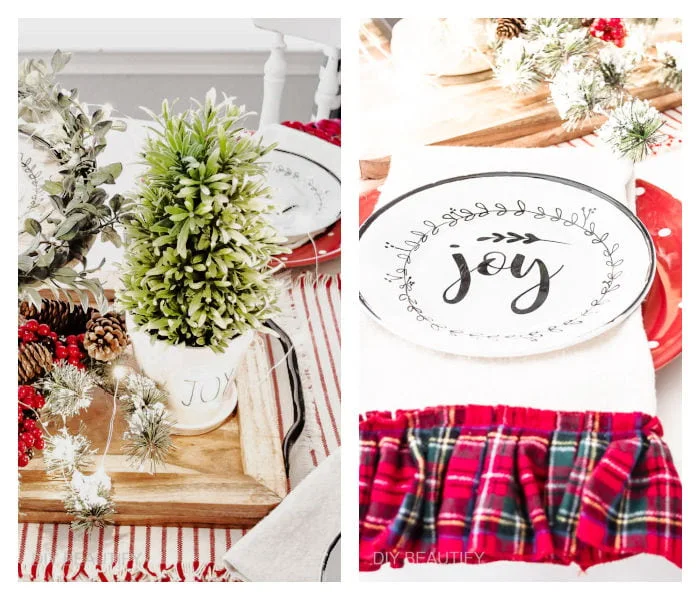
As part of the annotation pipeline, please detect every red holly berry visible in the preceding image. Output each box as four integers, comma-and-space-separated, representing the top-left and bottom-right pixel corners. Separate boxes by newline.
67, 356, 81, 367
18, 452, 29, 468
34, 437, 45, 450
65, 335, 78, 346
20, 432, 35, 447
49, 331, 58, 341
18, 385, 34, 400
589, 18, 627, 48
24, 319, 39, 332
33, 395, 45, 409
22, 418, 38, 431
68, 345, 82, 358
37, 323, 51, 337
22, 332, 37, 343
55, 346, 69, 360
77, 333, 85, 345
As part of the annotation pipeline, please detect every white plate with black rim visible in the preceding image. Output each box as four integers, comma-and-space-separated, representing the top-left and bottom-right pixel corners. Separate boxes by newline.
359, 172, 655, 358
258, 124, 341, 243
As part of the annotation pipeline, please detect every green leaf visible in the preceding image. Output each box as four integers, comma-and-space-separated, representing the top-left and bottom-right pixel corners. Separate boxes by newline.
90, 162, 123, 185
176, 219, 190, 257
18, 254, 34, 273
52, 267, 79, 278
109, 194, 124, 213
93, 121, 113, 138
25, 287, 44, 310
51, 49, 71, 73
100, 226, 122, 247
54, 214, 85, 240
24, 218, 42, 236
36, 247, 56, 267
43, 180, 64, 195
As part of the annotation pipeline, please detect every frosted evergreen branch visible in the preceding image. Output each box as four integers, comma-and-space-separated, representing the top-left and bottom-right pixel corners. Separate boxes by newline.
551, 58, 612, 129
597, 99, 666, 162
39, 363, 95, 420
120, 372, 175, 473
494, 37, 544, 94
43, 427, 95, 478
64, 468, 115, 531
536, 28, 598, 77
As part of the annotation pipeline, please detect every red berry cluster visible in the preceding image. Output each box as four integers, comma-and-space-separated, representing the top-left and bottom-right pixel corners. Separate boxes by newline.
18, 385, 45, 468
55, 334, 88, 369
18, 318, 57, 345
589, 18, 627, 48
19, 319, 87, 369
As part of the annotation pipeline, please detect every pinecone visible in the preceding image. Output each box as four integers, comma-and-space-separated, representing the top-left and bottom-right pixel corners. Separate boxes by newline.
84, 312, 129, 362
19, 299, 99, 335
496, 18, 526, 40
18, 341, 53, 385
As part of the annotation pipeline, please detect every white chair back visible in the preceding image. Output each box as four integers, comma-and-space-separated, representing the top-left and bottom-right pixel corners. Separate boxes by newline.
253, 18, 341, 128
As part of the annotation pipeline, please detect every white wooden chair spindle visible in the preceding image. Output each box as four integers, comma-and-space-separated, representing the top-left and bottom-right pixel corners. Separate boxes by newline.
254, 19, 340, 128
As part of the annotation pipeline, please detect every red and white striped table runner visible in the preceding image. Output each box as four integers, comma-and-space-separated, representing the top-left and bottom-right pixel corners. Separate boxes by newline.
18, 273, 341, 581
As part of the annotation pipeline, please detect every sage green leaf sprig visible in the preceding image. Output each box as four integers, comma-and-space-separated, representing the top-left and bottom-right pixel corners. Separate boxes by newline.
18, 50, 132, 312
119, 89, 289, 351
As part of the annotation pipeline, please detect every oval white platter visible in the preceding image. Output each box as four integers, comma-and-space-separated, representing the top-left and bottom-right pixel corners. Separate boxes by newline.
359, 172, 655, 357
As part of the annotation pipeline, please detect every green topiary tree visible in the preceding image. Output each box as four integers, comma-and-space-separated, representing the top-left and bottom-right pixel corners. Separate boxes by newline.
119, 89, 287, 352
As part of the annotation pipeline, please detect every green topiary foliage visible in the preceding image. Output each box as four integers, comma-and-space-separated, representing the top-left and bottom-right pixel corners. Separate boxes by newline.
119, 89, 288, 352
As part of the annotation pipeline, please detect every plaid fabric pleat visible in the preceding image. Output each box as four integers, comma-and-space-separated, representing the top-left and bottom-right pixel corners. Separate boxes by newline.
359, 405, 681, 572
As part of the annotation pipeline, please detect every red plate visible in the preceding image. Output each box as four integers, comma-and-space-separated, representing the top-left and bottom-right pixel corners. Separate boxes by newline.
272, 120, 341, 268
360, 180, 682, 370
636, 179, 682, 370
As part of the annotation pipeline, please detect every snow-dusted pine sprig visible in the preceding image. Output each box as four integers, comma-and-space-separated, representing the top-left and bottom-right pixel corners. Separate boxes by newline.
536, 27, 598, 77
654, 41, 682, 92
596, 45, 637, 92
550, 58, 611, 129
39, 364, 95, 421
524, 17, 574, 41
494, 37, 544, 94
64, 468, 115, 531
120, 372, 175, 473
43, 427, 95, 478
597, 99, 666, 162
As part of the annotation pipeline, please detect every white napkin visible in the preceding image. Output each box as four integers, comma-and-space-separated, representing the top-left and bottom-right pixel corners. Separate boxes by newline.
223, 449, 341, 582
361, 147, 656, 415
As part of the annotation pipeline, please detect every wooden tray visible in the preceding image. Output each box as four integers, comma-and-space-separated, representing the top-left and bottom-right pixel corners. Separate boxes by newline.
19, 338, 287, 528
359, 39, 682, 180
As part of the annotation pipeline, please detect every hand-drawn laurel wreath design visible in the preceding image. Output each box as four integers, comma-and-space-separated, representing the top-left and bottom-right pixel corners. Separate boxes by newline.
383, 199, 624, 342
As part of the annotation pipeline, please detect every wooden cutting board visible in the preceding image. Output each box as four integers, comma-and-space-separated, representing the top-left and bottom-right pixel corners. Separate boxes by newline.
359, 54, 681, 181
19, 337, 287, 528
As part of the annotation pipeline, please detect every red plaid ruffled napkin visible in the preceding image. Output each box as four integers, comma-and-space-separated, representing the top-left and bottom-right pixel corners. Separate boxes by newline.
359, 405, 681, 572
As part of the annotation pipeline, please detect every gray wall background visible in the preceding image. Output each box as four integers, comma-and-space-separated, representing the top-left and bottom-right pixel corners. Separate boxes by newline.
19, 19, 327, 126
21, 70, 321, 126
